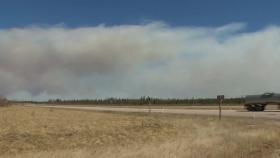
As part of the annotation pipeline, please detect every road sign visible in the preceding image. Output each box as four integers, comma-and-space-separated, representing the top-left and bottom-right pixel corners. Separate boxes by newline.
217, 95, 224, 102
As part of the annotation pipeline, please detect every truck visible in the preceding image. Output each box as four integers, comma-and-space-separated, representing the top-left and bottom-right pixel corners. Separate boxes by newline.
244, 93, 280, 111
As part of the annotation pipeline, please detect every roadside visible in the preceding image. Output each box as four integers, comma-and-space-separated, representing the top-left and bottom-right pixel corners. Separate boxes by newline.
24, 104, 280, 120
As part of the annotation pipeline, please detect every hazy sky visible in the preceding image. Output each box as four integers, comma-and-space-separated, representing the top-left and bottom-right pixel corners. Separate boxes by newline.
0, 0, 280, 100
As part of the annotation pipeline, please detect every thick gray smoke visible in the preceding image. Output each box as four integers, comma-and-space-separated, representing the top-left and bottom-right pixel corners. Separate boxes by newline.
1, 22, 280, 100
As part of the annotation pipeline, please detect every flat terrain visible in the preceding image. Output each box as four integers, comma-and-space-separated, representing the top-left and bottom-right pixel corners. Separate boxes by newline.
32, 104, 280, 119
0, 106, 280, 158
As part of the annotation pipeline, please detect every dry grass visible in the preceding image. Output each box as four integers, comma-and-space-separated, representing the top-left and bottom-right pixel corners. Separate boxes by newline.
0, 106, 280, 158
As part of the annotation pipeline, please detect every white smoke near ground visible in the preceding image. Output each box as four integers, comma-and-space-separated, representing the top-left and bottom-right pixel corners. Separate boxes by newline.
1, 22, 280, 100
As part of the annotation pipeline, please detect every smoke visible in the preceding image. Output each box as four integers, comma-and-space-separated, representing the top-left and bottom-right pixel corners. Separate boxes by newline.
1, 22, 280, 100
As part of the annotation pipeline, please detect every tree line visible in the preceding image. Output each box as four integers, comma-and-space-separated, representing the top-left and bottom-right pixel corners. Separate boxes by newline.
45, 97, 244, 105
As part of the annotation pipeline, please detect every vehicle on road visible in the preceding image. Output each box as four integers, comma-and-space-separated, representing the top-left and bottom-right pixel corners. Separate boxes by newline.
244, 93, 280, 111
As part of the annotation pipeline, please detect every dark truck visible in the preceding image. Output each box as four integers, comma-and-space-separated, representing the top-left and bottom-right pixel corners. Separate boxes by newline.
244, 93, 280, 111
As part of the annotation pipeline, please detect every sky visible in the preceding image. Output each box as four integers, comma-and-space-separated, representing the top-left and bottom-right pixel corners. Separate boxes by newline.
1, 0, 280, 30
0, 0, 280, 100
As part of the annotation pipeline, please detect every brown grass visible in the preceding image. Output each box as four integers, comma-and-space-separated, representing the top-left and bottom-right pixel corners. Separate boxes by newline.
0, 106, 280, 158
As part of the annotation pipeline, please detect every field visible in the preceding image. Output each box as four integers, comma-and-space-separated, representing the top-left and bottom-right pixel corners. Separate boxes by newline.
0, 106, 280, 158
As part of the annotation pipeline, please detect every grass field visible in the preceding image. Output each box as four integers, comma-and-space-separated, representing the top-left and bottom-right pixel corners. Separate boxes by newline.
0, 106, 280, 158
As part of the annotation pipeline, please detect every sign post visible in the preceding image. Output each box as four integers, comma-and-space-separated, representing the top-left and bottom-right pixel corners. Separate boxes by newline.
147, 97, 151, 114
217, 95, 224, 120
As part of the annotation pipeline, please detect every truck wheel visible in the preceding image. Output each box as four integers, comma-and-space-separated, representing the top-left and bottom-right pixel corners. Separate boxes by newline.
254, 104, 265, 111
244, 104, 265, 111
255, 106, 263, 111
245, 104, 255, 111
260, 104, 266, 111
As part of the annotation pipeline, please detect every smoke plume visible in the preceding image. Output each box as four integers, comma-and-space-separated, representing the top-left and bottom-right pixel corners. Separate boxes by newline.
0, 22, 280, 100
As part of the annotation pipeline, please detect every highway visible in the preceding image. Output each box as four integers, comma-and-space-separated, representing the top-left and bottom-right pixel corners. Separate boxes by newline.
27, 104, 280, 120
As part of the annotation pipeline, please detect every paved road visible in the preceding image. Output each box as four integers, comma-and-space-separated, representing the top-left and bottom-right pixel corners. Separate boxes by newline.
28, 105, 280, 120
